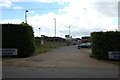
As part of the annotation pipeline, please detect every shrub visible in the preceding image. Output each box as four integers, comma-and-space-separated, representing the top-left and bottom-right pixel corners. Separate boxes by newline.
91, 31, 120, 59
2, 23, 36, 57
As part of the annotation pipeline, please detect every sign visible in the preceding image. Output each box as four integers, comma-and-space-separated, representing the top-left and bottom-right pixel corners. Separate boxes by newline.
0, 49, 17, 56
108, 51, 120, 60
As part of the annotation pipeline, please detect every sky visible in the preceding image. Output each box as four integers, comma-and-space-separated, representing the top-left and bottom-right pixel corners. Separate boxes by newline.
0, 0, 119, 38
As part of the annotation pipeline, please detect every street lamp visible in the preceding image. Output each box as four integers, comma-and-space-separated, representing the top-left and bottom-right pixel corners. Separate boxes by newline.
25, 10, 28, 24
60, 31, 61, 37
69, 26, 70, 38
54, 18, 56, 37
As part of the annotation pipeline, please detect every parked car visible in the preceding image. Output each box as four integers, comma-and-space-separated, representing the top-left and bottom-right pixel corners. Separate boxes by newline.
77, 42, 92, 49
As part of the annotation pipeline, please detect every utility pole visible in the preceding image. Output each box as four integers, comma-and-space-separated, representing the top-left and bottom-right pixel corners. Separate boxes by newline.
48, 31, 49, 36
54, 18, 56, 37
39, 28, 41, 37
25, 10, 28, 24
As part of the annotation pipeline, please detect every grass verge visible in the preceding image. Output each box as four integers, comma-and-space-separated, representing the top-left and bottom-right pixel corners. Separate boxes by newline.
32, 41, 67, 56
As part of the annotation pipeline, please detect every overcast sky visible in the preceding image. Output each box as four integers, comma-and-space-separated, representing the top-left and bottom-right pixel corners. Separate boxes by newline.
0, 0, 119, 38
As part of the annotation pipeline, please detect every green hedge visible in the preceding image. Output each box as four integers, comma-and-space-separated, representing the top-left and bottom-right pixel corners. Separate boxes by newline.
91, 31, 120, 59
2, 23, 36, 57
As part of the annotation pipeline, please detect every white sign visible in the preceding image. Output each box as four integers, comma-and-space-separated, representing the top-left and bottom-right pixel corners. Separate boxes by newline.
108, 51, 120, 60
0, 49, 17, 56
41, 41, 44, 44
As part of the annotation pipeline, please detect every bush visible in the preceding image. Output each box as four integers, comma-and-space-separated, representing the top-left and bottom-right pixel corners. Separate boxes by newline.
2, 23, 36, 57
91, 31, 120, 59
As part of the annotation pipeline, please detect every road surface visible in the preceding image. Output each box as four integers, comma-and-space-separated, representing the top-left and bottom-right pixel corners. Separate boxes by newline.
2, 46, 119, 78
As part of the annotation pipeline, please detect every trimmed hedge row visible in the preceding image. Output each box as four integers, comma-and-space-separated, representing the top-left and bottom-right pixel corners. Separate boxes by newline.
2, 23, 36, 57
91, 31, 120, 59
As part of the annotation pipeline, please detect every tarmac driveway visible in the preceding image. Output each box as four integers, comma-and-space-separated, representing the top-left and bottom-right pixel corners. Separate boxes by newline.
2, 46, 119, 78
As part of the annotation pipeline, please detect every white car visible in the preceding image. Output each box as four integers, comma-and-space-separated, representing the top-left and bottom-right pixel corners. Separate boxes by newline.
77, 42, 92, 48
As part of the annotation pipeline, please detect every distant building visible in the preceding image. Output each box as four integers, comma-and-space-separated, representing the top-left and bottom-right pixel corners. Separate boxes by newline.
81, 36, 90, 43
